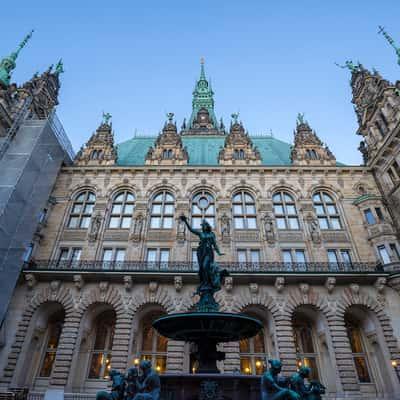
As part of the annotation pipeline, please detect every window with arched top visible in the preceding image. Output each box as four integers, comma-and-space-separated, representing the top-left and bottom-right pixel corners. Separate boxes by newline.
150, 191, 175, 229
313, 191, 342, 230
108, 190, 135, 229
88, 311, 115, 380
162, 150, 173, 160
232, 191, 257, 229
138, 313, 168, 374
37, 311, 64, 377
273, 191, 299, 230
293, 320, 320, 381
234, 149, 245, 160
68, 191, 96, 228
191, 191, 215, 229
239, 329, 267, 375
345, 315, 372, 383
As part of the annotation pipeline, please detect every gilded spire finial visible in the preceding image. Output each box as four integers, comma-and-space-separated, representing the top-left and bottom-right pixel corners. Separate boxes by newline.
0, 30, 34, 87
378, 25, 400, 65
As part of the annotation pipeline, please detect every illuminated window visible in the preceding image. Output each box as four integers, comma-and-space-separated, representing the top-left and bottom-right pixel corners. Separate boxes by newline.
191, 191, 215, 229
150, 192, 175, 229
239, 330, 267, 375
68, 191, 96, 229
38, 312, 64, 377
345, 316, 371, 383
313, 191, 342, 230
88, 311, 115, 379
108, 191, 135, 229
232, 191, 257, 229
139, 313, 168, 374
293, 321, 320, 381
273, 192, 299, 230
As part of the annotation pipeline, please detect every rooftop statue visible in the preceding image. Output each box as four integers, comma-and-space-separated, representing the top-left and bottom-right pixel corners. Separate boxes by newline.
179, 215, 228, 312
335, 60, 362, 74
261, 359, 301, 400
378, 25, 400, 66
0, 30, 34, 87
55, 59, 64, 75
102, 111, 112, 125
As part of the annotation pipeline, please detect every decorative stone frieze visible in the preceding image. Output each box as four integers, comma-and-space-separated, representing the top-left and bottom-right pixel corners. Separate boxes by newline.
73, 274, 84, 291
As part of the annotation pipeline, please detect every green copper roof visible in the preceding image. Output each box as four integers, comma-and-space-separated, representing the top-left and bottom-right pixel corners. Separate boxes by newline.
116, 135, 294, 166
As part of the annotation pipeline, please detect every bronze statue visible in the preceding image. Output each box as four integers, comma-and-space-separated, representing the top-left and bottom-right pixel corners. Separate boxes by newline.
179, 215, 228, 311
290, 367, 326, 400
125, 367, 140, 400
261, 359, 301, 400
96, 369, 126, 400
133, 360, 161, 400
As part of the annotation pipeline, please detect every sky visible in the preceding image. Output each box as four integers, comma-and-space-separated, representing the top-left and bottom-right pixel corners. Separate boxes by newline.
2, 0, 400, 165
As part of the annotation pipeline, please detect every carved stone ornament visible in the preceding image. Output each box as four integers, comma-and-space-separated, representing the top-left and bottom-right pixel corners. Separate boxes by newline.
176, 217, 186, 243
124, 276, 133, 292
99, 281, 109, 295
263, 212, 276, 244
350, 283, 360, 296
224, 276, 233, 293
299, 283, 310, 295
249, 283, 258, 294
49, 280, 61, 297
174, 276, 183, 292
149, 281, 158, 302
131, 214, 144, 242
88, 211, 102, 242
220, 213, 231, 244
25, 273, 36, 290
325, 277, 336, 294
375, 277, 387, 294
73, 274, 84, 290
274, 277, 285, 293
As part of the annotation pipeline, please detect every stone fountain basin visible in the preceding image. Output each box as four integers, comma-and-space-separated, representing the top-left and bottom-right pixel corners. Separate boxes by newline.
153, 312, 263, 342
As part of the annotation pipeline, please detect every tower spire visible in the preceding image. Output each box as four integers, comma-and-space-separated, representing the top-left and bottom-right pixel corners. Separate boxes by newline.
200, 57, 206, 80
0, 30, 34, 87
378, 26, 400, 65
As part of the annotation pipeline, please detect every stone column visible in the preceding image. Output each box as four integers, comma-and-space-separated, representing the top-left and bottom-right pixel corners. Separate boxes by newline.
166, 340, 185, 373
326, 313, 359, 396
274, 311, 297, 375
50, 312, 81, 387
110, 312, 133, 371
223, 342, 240, 373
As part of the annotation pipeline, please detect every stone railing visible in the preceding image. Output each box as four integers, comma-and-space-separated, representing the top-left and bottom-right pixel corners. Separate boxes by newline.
25, 260, 383, 274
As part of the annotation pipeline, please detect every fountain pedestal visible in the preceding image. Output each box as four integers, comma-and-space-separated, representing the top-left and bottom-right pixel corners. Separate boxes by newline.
153, 312, 263, 375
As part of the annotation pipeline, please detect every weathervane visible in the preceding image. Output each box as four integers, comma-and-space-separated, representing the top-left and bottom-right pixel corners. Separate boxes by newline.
378, 25, 400, 66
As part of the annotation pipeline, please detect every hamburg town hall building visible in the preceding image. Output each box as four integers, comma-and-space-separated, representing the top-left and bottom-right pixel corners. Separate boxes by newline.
1, 32, 400, 400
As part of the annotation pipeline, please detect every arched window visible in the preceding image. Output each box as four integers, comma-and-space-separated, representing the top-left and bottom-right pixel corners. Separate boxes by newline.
38, 311, 64, 377
162, 150, 173, 160
232, 191, 257, 229
239, 330, 267, 375
150, 191, 175, 229
88, 311, 115, 380
311, 150, 318, 160
306, 150, 311, 160
293, 320, 320, 380
68, 190, 96, 228
273, 191, 299, 230
139, 313, 168, 374
313, 191, 342, 230
345, 315, 371, 383
108, 190, 135, 229
191, 191, 215, 229
234, 149, 245, 160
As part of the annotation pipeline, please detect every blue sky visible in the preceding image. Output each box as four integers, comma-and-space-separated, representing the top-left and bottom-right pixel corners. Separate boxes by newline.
2, 0, 400, 164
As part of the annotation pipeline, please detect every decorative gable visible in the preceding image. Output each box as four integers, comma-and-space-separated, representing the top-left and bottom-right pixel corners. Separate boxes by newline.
145, 113, 188, 165
290, 114, 336, 166
218, 114, 261, 165
74, 113, 117, 166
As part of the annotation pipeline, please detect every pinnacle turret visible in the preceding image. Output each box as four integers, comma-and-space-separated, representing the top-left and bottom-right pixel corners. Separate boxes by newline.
0, 30, 34, 87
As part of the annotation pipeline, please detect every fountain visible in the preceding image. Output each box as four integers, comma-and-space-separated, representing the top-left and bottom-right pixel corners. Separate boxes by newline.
152, 216, 263, 394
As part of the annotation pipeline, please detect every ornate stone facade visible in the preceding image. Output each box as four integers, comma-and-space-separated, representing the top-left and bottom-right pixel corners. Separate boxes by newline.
0, 57, 400, 400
